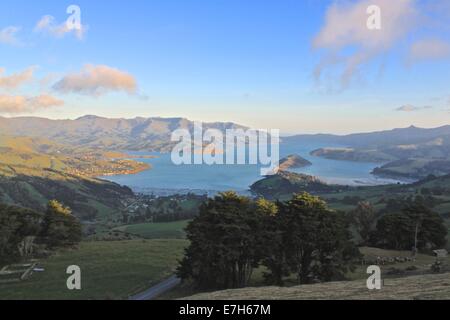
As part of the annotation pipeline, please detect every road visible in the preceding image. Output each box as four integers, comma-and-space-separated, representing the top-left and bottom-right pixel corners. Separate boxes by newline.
129, 275, 181, 300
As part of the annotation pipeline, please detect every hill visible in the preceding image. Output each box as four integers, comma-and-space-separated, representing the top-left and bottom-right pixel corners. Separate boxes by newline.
278, 154, 312, 171
183, 272, 450, 300
285, 125, 450, 148
0, 165, 134, 221
0, 134, 142, 221
250, 171, 344, 199
0, 115, 249, 152
287, 126, 450, 179
372, 159, 450, 180
250, 172, 450, 216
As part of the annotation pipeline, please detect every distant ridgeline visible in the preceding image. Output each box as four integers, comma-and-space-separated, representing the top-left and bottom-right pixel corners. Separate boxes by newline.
286, 125, 450, 180
1, 116, 449, 179
0, 115, 249, 153
1, 116, 450, 223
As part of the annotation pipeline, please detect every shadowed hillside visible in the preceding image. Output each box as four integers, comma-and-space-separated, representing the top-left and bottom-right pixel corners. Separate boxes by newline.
0, 135, 138, 220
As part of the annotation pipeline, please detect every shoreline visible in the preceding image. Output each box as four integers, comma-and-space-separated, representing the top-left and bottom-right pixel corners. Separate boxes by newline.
370, 170, 419, 184
98, 151, 419, 198
94, 162, 151, 178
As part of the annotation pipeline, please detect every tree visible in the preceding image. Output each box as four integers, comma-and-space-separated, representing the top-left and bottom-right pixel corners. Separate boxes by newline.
0, 204, 42, 264
256, 199, 289, 286
278, 193, 359, 284
374, 198, 447, 250
40, 200, 82, 248
178, 192, 360, 289
373, 213, 412, 250
349, 201, 377, 245
177, 192, 264, 290
403, 199, 447, 250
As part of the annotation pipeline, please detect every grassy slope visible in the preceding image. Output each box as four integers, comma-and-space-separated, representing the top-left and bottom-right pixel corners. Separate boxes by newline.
0, 135, 136, 220
0, 240, 188, 300
0, 165, 132, 221
114, 220, 190, 239
182, 248, 450, 301
184, 272, 450, 300
165, 247, 450, 300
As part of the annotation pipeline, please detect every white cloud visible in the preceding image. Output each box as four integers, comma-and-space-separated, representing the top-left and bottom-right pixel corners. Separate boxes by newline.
34, 15, 87, 40
53, 65, 138, 96
0, 67, 36, 90
408, 38, 450, 62
0, 94, 64, 114
313, 0, 418, 90
0, 26, 23, 46
396, 105, 433, 112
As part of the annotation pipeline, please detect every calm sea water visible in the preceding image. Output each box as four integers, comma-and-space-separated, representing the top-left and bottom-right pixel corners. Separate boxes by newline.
102, 141, 404, 195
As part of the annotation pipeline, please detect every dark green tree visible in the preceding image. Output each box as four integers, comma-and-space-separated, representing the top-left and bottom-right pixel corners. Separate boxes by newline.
256, 199, 289, 286
349, 201, 377, 245
279, 193, 359, 284
374, 198, 447, 250
0, 204, 42, 264
40, 200, 82, 248
177, 192, 264, 290
374, 213, 412, 250
404, 198, 447, 250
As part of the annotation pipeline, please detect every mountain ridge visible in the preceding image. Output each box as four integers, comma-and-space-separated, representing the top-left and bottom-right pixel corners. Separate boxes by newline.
285, 125, 450, 147
0, 115, 249, 152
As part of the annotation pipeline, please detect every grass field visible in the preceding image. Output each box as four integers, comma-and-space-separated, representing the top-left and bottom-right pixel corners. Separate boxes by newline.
114, 220, 190, 239
0, 239, 188, 300
162, 247, 450, 299
182, 247, 450, 300
184, 272, 450, 300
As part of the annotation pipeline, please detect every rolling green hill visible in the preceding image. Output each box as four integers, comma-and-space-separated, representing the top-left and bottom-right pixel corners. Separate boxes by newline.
0, 165, 134, 221
0, 135, 141, 221
250, 171, 348, 199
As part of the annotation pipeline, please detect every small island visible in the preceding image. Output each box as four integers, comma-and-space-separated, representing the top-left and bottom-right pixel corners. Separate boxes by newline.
278, 154, 312, 171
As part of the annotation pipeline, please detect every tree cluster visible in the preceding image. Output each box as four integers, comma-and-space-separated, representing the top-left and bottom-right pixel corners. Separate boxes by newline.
0, 200, 82, 264
177, 192, 360, 290
372, 198, 447, 250
349, 197, 447, 251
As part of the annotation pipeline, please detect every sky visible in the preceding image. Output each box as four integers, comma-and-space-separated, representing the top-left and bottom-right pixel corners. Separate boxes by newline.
0, 0, 449, 134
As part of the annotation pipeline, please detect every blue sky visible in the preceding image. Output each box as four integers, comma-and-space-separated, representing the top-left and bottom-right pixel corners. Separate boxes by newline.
0, 0, 449, 134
